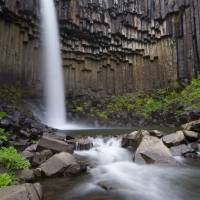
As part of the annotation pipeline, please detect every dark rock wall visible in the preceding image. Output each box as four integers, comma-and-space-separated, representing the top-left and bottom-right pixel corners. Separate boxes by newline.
0, 0, 42, 93
0, 0, 200, 96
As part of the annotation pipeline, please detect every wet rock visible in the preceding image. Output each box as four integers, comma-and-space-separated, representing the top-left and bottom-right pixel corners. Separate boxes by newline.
0, 183, 41, 200
182, 130, 200, 142
121, 131, 142, 151
134, 135, 179, 166
37, 136, 74, 154
33, 183, 43, 200
16, 170, 35, 182
64, 161, 88, 176
162, 131, 186, 148
76, 138, 93, 150
67, 138, 93, 151
170, 144, 194, 156
190, 143, 200, 151
149, 130, 164, 138
184, 153, 200, 160
40, 152, 76, 177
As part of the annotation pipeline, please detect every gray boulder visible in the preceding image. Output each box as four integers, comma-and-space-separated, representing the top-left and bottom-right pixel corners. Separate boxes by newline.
134, 135, 179, 166
170, 144, 194, 156
183, 130, 200, 141
40, 152, 76, 177
121, 131, 142, 151
180, 119, 200, 132
0, 183, 42, 200
162, 131, 186, 148
37, 136, 74, 153
67, 137, 93, 151
64, 161, 88, 176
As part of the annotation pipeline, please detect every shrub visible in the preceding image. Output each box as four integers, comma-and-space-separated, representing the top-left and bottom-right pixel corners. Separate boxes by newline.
0, 147, 30, 170
0, 112, 7, 120
0, 173, 18, 189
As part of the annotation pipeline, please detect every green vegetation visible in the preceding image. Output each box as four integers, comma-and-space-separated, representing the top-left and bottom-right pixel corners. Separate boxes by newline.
31, 140, 37, 144
0, 173, 18, 189
0, 112, 7, 120
0, 146, 30, 189
66, 76, 200, 119
0, 147, 30, 170
0, 85, 26, 107
0, 136, 7, 142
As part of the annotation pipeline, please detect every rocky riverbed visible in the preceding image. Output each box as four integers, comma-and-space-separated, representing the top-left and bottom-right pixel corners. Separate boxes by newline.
0, 103, 200, 200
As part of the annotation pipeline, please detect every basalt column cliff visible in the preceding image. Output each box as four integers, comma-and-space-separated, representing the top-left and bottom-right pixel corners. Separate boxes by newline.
0, 0, 200, 96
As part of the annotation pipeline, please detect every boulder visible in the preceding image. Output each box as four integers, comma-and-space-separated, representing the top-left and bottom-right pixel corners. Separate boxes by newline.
64, 161, 88, 176
67, 138, 93, 151
170, 144, 194, 156
180, 119, 200, 132
20, 151, 34, 161
40, 152, 76, 177
19, 130, 31, 139
184, 153, 200, 160
134, 135, 179, 166
190, 143, 200, 151
183, 130, 200, 141
162, 131, 186, 148
0, 183, 41, 200
149, 130, 163, 138
32, 152, 47, 166
76, 138, 92, 150
121, 131, 142, 151
24, 142, 39, 152
32, 149, 53, 166
16, 170, 35, 182
37, 136, 74, 153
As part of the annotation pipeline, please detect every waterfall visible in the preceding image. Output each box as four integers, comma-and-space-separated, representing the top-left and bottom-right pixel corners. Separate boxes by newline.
41, 0, 66, 128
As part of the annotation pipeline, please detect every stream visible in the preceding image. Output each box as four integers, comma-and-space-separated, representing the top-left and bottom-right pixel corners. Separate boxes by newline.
40, 130, 200, 200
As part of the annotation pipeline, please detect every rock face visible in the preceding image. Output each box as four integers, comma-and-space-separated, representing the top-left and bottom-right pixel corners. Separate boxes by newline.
0, 1, 200, 96
134, 135, 179, 166
0, 183, 43, 200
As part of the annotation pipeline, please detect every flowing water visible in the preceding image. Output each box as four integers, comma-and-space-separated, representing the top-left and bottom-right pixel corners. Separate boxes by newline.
41, 0, 66, 128
41, 136, 200, 200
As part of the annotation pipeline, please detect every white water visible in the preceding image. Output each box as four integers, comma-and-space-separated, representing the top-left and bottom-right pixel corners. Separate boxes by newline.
41, 0, 66, 128
72, 137, 200, 200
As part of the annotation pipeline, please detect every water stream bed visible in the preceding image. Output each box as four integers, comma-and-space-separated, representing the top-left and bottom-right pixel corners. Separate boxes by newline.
40, 130, 200, 200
